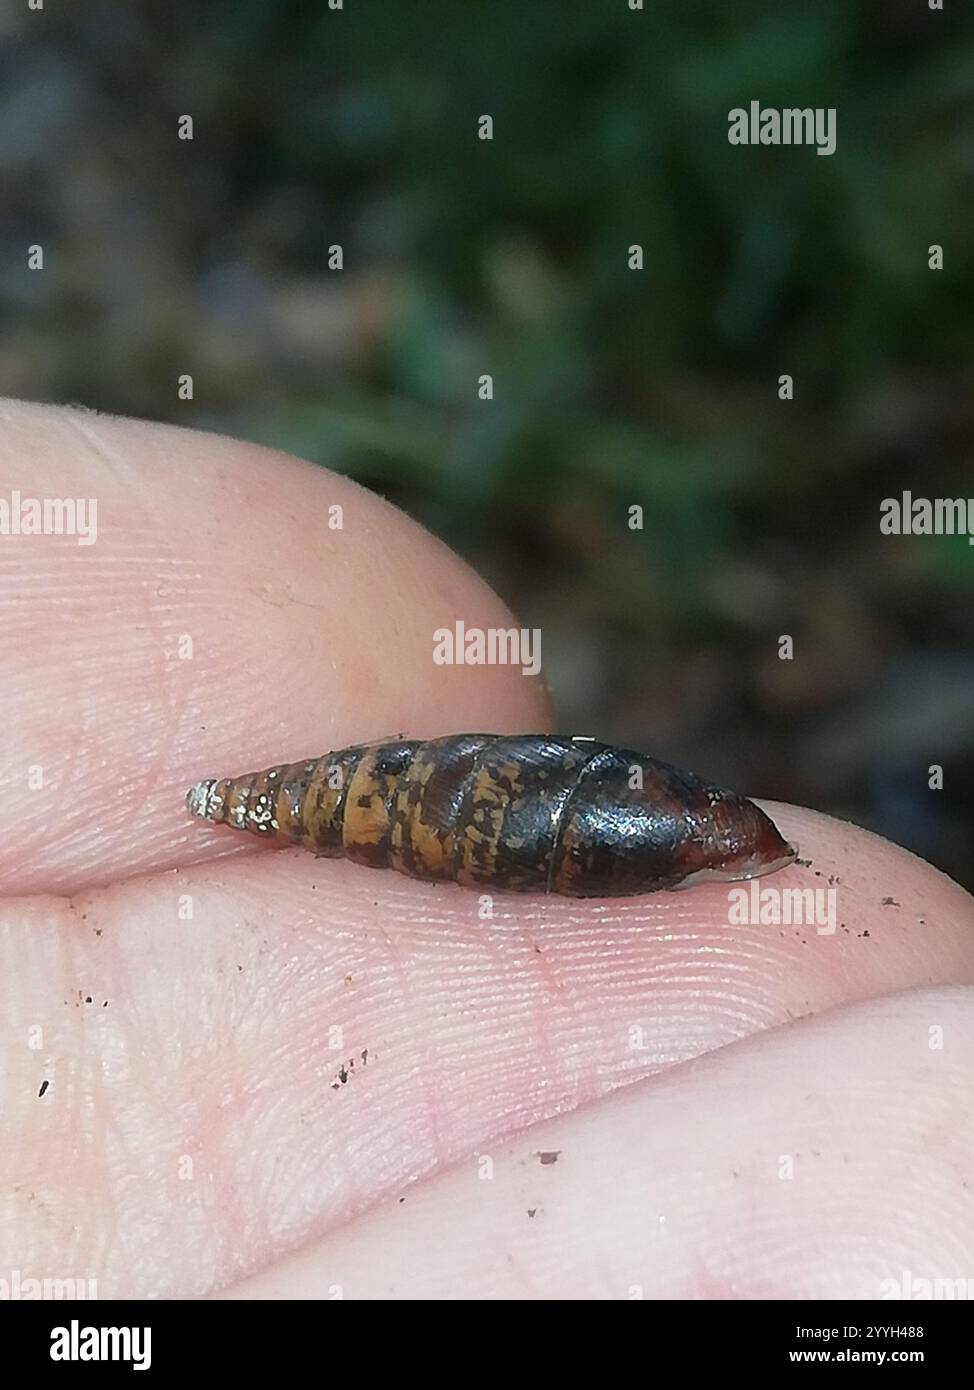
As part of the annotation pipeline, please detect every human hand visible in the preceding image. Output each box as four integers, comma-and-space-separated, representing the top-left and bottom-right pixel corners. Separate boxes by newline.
3, 400, 972, 1299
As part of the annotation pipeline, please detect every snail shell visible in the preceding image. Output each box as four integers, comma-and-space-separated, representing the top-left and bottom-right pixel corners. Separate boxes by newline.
186, 734, 796, 897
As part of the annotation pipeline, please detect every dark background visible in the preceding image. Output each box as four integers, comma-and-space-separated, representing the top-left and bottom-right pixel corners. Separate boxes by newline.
2, 0, 972, 887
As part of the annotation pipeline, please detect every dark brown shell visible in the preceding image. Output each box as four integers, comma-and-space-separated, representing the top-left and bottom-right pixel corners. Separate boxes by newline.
186, 735, 796, 897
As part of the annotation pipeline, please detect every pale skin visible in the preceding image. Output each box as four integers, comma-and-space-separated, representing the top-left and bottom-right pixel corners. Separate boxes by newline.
1, 399, 972, 1299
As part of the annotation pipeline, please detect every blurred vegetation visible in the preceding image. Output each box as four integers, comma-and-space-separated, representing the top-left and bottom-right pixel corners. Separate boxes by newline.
1, 0, 972, 884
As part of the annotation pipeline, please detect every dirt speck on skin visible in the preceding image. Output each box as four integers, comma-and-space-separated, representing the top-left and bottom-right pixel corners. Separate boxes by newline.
330, 1048, 372, 1090
537, 1151, 561, 1166
38, 1080, 49, 1098
881, 897, 900, 907
795, 857, 813, 869
527, 1208, 538, 1218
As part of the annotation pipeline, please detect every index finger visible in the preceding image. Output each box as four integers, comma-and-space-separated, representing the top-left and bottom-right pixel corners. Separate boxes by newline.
0, 400, 551, 896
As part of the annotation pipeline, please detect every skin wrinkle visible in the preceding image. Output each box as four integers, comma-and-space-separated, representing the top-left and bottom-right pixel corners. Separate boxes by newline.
19, 900, 117, 1282
54, 443, 187, 838
374, 919, 450, 1172
5, 567, 176, 884
191, 1052, 256, 1269
460, 901, 568, 1106
513, 918, 567, 1102
498, 928, 576, 1101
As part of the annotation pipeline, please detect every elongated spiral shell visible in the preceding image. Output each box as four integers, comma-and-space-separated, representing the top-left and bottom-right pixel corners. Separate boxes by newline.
186, 734, 796, 897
